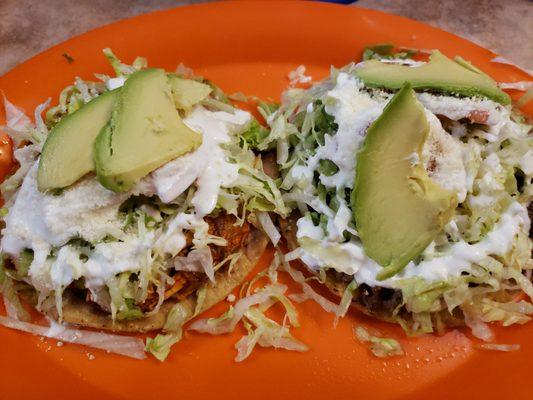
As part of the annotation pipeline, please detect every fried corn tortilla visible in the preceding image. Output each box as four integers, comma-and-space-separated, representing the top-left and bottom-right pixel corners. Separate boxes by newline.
280, 214, 467, 328
11, 154, 279, 334
19, 228, 267, 333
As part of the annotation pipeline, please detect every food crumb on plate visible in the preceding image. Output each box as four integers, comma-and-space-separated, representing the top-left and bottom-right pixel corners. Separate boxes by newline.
288, 65, 312, 86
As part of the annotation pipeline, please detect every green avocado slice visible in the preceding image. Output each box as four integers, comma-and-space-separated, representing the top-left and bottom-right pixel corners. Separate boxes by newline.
37, 89, 119, 191
168, 75, 212, 110
351, 84, 457, 280
355, 51, 510, 105
94, 68, 202, 193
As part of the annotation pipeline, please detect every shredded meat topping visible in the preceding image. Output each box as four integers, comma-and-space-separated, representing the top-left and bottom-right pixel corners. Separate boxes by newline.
206, 214, 251, 262
140, 213, 251, 312
467, 110, 489, 124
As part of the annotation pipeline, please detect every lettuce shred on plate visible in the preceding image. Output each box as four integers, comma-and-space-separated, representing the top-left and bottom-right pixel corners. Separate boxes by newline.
188, 251, 312, 362
476, 342, 520, 352
0, 314, 147, 359
354, 326, 404, 358
0, 49, 288, 360
252, 45, 533, 341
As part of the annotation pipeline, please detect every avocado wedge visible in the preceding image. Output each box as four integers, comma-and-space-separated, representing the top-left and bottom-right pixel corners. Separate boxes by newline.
355, 51, 510, 105
95, 68, 202, 192
168, 75, 212, 110
37, 89, 119, 191
351, 84, 456, 280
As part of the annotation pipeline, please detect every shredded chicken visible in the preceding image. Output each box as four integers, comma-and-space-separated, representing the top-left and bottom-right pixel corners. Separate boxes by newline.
140, 213, 251, 312
467, 110, 490, 124
206, 214, 251, 261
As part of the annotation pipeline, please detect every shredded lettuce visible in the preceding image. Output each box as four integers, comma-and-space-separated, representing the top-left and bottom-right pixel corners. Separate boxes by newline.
175, 63, 195, 78
235, 308, 307, 362
2, 95, 32, 147
235, 322, 266, 362
498, 81, 533, 91
264, 47, 533, 344
256, 211, 281, 246
173, 247, 215, 283
193, 285, 208, 316
163, 303, 190, 332
145, 303, 190, 361
145, 331, 183, 362
463, 310, 495, 342
240, 119, 271, 150
335, 280, 357, 325
477, 343, 520, 352
116, 298, 144, 321
0, 97, 50, 203
12, 249, 32, 280
354, 326, 404, 358
288, 65, 312, 87
187, 251, 315, 361
398, 278, 450, 314
280, 253, 339, 314
189, 284, 291, 334
229, 92, 248, 102
297, 237, 363, 277
0, 316, 146, 359
201, 97, 235, 113
362, 43, 417, 61
479, 300, 532, 326
396, 257, 533, 337
0, 257, 30, 321
102, 48, 147, 77
45, 80, 104, 126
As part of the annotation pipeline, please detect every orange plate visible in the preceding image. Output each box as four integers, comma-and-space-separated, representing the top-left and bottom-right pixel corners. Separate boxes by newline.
0, 2, 531, 399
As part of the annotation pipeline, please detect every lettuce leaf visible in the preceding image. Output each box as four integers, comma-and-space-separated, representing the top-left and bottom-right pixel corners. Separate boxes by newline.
354, 326, 404, 357
145, 331, 183, 362
0, 257, 30, 321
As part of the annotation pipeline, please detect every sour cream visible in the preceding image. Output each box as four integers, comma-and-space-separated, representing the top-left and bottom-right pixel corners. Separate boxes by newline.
297, 202, 529, 288
289, 72, 528, 287
0, 106, 249, 294
105, 76, 126, 91
152, 107, 250, 216
321, 72, 385, 190
286, 72, 470, 245
1, 164, 127, 257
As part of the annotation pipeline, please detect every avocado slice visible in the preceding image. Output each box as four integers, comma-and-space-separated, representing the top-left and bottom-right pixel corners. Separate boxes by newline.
37, 89, 119, 191
95, 68, 202, 192
168, 75, 212, 109
355, 51, 510, 105
351, 84, 456, 280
